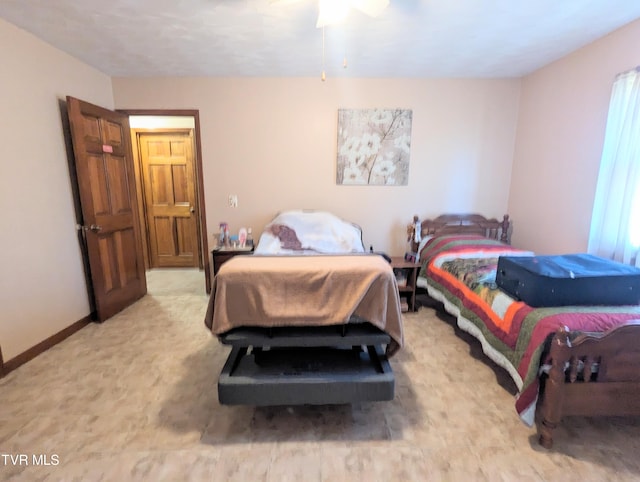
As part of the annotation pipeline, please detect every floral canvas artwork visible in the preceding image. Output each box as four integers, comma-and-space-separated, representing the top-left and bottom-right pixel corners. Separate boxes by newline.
337, 108, 412, 185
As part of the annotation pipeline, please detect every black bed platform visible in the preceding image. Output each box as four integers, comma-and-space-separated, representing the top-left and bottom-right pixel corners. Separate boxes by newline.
218, 324, 394, 406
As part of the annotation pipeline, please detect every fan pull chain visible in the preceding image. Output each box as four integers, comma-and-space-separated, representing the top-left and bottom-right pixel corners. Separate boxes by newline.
321, 26, 326, 81
320, 26, 347, 79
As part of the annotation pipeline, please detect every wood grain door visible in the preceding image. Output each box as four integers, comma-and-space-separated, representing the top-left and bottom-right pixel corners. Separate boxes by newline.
139, 132, 200, 268
67, 97, 147, 322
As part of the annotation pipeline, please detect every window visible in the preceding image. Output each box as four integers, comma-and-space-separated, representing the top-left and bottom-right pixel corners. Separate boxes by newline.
588, 67, 640, 266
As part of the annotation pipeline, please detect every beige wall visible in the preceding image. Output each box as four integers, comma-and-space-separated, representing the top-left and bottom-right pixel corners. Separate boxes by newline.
9, 13, 635, 364
0, 19, 114, 360
112, 77, 521, 255
508, 19, 640, 254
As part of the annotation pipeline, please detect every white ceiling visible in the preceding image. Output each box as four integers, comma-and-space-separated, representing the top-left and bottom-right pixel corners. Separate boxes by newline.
2, 0, 640, 78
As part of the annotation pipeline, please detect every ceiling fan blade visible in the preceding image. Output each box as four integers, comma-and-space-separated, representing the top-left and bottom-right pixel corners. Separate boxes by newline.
350, 0, 390, 18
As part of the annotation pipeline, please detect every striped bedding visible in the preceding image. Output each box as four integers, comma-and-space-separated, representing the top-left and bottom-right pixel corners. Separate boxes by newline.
417, 235, 640, 425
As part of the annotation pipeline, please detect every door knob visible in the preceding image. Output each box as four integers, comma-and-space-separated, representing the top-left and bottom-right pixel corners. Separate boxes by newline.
190, 206, 195, 214
77, 224, 102, 232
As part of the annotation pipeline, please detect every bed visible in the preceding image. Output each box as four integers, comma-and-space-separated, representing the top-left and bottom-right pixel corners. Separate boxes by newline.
415, 214, 640, 448
204, 210, 404, 406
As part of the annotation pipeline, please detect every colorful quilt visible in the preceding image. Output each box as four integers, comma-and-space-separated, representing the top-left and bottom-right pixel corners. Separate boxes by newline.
419, 235, 640, 425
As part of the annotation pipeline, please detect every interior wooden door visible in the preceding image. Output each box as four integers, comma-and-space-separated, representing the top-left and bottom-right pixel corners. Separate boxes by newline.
138, 131, 200, 268
67, 96, 147, 322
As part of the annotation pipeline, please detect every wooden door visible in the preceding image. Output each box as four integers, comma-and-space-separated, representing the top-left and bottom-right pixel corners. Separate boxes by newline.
138, 132, 200, 268
67, 97, 147, 321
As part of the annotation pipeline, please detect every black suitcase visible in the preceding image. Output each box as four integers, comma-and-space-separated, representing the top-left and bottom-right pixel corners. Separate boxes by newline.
495, 254, 640, 307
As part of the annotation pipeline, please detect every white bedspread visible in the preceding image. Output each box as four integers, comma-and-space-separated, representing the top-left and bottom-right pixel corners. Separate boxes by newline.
254, 210, 365, 255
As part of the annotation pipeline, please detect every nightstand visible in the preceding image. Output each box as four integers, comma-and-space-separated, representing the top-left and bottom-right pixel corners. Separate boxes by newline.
390, 256, 420, 312
212, 247, 254, 276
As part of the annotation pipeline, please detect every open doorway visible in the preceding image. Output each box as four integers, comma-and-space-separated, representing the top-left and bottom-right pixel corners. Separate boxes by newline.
120, 109, 211, 294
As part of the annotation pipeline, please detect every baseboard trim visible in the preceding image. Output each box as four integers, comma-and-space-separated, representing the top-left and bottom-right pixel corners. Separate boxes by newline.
1, 316, 91, 378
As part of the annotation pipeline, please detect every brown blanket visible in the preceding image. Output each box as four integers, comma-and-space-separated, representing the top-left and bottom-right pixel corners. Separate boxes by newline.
204, 255, 404, 356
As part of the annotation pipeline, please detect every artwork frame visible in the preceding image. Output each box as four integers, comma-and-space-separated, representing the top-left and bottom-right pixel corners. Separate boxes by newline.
336, 108, 412, 185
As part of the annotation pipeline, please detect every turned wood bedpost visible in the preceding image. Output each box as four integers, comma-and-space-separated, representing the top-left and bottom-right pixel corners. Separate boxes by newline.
538, 326, 571, 448
500, 214, 510, 244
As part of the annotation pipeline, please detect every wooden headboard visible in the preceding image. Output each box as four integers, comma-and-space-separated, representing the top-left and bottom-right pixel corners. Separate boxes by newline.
417, 214, 511, 247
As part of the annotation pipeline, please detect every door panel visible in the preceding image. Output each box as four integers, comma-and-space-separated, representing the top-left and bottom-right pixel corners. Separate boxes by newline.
106, 156, 131, 214
139, 132, 199, 268
87, 154, 110, 214
154, 217, 173, 255
67, 97, 147, 321
176, 217, 197, 257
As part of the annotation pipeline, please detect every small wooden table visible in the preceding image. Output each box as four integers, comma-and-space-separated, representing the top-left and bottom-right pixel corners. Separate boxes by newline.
390, 256, 420, 312
212, 247, 254, 276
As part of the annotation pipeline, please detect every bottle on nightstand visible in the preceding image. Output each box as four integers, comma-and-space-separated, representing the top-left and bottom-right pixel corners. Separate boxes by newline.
217, 225, 224, 248
247, 228, 254, 249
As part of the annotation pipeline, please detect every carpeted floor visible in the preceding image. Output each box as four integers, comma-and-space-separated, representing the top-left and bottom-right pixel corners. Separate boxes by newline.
1, 268, 639, 481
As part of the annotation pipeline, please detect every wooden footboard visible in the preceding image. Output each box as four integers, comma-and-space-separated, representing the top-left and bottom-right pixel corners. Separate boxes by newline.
536, 320, 640, 448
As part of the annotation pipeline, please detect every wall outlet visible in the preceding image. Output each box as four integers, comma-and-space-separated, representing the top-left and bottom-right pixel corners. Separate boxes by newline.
228, 194, 238, 207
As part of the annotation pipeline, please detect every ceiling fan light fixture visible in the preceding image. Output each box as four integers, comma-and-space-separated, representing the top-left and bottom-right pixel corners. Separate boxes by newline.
316, 0, 351, 28
270, 0, 390, 80
350, 0, 389, 18
271, 0, 390, 28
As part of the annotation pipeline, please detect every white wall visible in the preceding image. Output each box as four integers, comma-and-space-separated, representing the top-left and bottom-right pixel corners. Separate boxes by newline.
509, 19, 640, 254
0, 18, 114, 360
112, 77, 521, 255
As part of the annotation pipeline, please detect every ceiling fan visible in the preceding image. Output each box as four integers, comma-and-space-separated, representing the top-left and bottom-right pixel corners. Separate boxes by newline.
271, 0, 390, 28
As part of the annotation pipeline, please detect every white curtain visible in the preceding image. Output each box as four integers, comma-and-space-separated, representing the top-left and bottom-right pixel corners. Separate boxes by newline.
588, 68, 640, 266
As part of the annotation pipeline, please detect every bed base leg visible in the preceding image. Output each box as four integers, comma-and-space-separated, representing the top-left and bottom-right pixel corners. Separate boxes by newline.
538, 420, 556, 449
225, 346, 247, 377
536, 327, 571, 449
366, 345, 385, 373
252, 346, 264, 365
